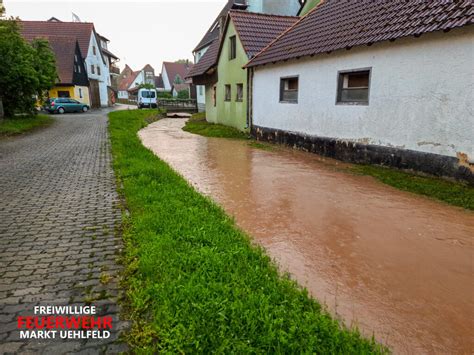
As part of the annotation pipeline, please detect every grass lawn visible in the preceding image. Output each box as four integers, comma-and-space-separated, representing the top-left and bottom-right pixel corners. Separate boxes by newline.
183, 113, 249, 139
0, 114, 54, 137
351, 165, 474, 210
109, 109, 385, 353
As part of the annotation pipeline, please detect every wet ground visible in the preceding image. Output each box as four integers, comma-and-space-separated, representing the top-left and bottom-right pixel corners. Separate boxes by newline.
139, 118, 474, 354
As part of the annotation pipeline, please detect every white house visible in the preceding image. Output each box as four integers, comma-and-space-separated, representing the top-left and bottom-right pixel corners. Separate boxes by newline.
117, 64, 156, 100
19, 18, 112, 108
246, 1, 474, 182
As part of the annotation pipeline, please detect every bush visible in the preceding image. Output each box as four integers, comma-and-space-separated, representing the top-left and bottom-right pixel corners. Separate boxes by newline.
0, 19, 57, 116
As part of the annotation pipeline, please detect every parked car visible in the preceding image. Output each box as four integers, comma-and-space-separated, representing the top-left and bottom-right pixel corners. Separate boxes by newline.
137, 88, 157, 109
43, 98, 90, 114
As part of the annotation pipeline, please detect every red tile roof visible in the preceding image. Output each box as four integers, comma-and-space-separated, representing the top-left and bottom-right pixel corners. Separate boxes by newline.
19, 21, 95, 59
187, 11, 298, 79
229, 10, 299, 58
247, 0, 474, 67
119, 70, 139, 91
163, 62, 193, 85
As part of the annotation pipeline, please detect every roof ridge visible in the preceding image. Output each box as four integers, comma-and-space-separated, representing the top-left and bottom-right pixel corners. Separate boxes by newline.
245, 0, 325, 68
229, 9, 299, 19
19, 20, 94, 24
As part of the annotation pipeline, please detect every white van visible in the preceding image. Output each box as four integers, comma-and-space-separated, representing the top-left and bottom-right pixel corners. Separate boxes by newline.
137, 88, 157, 109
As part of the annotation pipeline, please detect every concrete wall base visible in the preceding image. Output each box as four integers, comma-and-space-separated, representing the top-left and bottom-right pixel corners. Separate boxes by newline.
252, 125, 474, 185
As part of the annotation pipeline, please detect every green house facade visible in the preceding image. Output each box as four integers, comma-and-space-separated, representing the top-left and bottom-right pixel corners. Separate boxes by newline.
205, 11, 298, 131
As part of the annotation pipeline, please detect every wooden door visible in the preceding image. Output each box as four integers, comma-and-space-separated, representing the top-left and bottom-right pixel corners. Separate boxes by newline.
89, 80, 100, 108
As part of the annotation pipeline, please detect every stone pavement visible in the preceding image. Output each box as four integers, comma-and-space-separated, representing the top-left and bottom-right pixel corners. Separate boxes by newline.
0, 109, 128, 354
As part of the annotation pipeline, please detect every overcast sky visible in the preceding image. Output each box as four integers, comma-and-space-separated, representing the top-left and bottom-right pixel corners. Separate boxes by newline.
5, 0, 226, 72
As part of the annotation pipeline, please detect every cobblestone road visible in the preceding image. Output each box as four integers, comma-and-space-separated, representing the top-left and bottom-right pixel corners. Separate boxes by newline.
0, 109, 127, 354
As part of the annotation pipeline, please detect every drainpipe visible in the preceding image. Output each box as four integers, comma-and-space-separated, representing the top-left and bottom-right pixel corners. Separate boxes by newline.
246, 67, 254, 132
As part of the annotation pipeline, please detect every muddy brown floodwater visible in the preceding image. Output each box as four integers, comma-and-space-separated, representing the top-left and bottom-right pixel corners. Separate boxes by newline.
139, 118, 474, 354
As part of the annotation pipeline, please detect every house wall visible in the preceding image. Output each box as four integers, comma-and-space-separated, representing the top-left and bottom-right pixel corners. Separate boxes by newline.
195, 46, 210, 112
214, 20, 249, 131
84, 33, 110, 107
253, 0, 301, 16
162, 65, 171, 91
252, 27, 474, 177
48, 86, 90, 105
299, 0, 321, 16
73, 86, 90, 105
118, 91, 129, 99
205, 82, 217, 123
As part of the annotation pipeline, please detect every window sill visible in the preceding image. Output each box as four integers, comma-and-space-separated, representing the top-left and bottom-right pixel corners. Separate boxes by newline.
279, 100, 298, 104
336, 101, 369, 106
235, 99, 243, 102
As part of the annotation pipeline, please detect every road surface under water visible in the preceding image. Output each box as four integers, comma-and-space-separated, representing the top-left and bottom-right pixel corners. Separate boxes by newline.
139, 119, 474, 354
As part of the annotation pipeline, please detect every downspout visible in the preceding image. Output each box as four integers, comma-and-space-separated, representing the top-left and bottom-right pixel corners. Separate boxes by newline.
246, 67, 254, 132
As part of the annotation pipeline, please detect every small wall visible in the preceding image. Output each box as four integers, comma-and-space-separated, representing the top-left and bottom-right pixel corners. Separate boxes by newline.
252, 27, 474, 174
252, 125, 474, 184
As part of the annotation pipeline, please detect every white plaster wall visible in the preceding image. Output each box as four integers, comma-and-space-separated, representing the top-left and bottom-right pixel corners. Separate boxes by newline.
118, 91, 128, 99
252, 27, 474, 160
195, 46, 210, 111
85, 34, 110, 107
162, 65, 171, 91
130, 71, 144, 89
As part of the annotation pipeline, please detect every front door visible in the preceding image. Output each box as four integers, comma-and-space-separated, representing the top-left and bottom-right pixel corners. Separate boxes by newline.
89, 80, 100, 108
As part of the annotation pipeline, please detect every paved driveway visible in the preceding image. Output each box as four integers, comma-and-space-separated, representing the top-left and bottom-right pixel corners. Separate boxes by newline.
0, 109, 127, 353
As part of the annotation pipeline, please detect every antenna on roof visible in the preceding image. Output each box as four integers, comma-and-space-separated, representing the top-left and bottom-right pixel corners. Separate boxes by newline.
72, 12, 81, 22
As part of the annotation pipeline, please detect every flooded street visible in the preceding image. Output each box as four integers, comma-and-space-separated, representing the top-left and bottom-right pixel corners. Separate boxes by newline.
139, 119, 474, 354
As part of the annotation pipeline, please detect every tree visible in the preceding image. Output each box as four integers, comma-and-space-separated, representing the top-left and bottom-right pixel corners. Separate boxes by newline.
177, 89, 190, 99
0, 19, 57, 117
174, 59, 190, 64
137, 83, 155, 90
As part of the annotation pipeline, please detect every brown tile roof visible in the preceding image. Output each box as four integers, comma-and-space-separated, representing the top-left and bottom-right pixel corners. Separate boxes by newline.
229, 10, 299, 58
193, 0, 236, 52
187, 11, 298, 79
187, 39, 220, 78
172, 83, 190, 92
155, 74, 164, 89
163, 62, 193, 85
19, 20, 95, 59
247, 0, 474, 68
24, 35, 78, 84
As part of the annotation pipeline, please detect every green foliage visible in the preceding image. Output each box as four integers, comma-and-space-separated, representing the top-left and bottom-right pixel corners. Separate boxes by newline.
0, 19, 57, 116
109, 109, 386, 353
173, 74, 183, 84
176, 89, 189, 99
174, 59, 190, 64
157, 91, 172, 99
0, 114, 53, 136
351, 164, 474, 210
137, 83, 154, 90
183, 118, 249, 139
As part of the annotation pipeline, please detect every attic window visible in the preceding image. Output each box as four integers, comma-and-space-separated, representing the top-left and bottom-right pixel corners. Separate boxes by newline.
280, 76, 298, 103
337, 69, 371, 105
93, 46, 97, 55
229, 36, 236, 60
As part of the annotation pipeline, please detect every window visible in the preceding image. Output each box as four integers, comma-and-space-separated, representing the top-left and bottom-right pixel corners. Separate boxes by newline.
337, 69, 371, 105
236, 83, 243, 102
93, 46, 96, 55
229, 36, 236, 60
280, 76, 298, 103
213, 86, 217, 107
91, 65, 95, 74
97, 65, 101, 76
74, 54, 78, 62
79, 88, 83, 98
224, 84, 231, 101
141, 90, 156, 98
57, 91, 70, 98
77, 65, 81, 73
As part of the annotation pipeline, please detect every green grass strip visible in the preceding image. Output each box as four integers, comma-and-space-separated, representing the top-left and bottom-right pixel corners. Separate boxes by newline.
351, 165, 474, 210
109, 109, 385, 353
183, 116, 249, 140
0, 114, 53, 137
